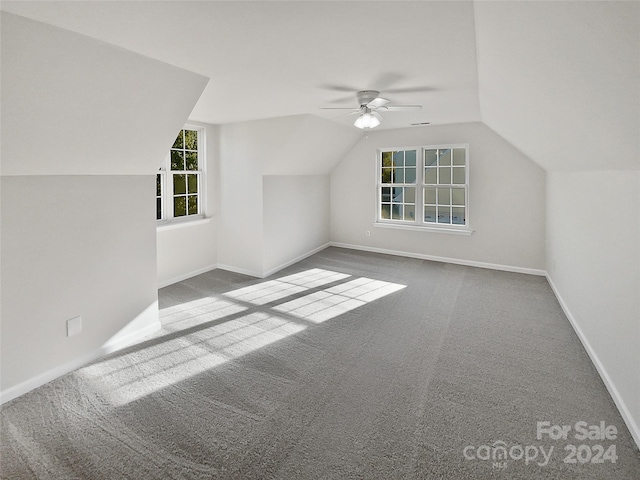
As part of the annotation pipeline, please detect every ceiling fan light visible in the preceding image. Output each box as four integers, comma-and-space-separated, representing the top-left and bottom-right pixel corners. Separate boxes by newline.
354, 112, 381, 129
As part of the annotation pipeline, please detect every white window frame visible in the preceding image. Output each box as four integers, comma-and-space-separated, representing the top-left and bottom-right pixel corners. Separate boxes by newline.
375, 144, 472, 235
157, 124, 206, 226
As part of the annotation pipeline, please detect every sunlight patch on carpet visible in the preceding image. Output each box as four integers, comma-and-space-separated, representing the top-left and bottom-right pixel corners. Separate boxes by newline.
78, 269, 403, 406
274, 277, 406, 323
223, 269, 351, 305
77, 312, 306, 406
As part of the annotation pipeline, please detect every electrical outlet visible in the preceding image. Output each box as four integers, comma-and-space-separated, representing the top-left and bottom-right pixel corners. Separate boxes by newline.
67, 316, 82, 337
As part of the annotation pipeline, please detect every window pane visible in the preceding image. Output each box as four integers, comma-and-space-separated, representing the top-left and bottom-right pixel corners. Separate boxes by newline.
187, 174, 198, 194
405, 150, 416, 166
439, 149, 451, 166
380, 145, 467, 227
188, 195, 198, 215
171, 150, 185, 170
425, 149, 437, 167
439, 167, 451, 184
405, 167, 416, 183
452, 166, 465, 184
184, 130, 198, 150
404, 205, 415, 221
173, 174, 186, 195
452, 207, 465, 225
392, 204, 402, 220
186, 152, 198, 170
405, 187, 415, 203
438, 187, 451, 205
437, 205, 451, 223
172, 130, 184, 149
174, 196, 187, 217
163, 127, 203, 221
424, 187, 436, 205
424, 205, 436, 223
425, 167, 437, 184
452, 188, 465, 205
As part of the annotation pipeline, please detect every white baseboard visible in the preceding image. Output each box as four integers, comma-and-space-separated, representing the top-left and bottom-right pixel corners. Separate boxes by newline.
158, 263, 219, 288
546, 275, 640, 450
0, 309, 161, 406
262, 242, 331, 278
216, 243, 332, 279
329, 242, 547, 276
215, 263, 263, 279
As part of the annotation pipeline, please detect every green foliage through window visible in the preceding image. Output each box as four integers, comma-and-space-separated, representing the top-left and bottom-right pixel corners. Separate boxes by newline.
158, 128, 203, 220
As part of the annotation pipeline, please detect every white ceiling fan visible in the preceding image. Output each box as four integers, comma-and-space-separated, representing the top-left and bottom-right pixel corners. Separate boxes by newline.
321, 90, 422, 129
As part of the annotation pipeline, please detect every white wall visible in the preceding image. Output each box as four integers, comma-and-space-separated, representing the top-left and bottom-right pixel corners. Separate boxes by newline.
218, 115, 359, 277
217, 119, 280, 276
331, 122, 546, 272
0, 13, 208, 400
472, 0, 640, 448
1, 176, 159, 390
156, 122, 219, 287
547, 171, 640, 445
263, 175, 330, 276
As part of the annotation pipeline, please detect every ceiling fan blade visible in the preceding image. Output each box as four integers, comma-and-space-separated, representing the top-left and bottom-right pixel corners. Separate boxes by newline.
372, 111, 384, 121
385, 86, 436, 94
319, 107, 358, 110
326, 94, 356, 104
380, 104, 422, 111
318, 84, 358, 93
367, 97, 390, 108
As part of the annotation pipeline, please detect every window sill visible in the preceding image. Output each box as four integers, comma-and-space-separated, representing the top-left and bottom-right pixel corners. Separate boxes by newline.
373, 221, 474, 236
156, 216, 212, 232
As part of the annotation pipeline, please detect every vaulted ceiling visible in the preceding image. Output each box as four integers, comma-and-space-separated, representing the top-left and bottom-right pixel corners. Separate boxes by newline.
2, 1, 638, 172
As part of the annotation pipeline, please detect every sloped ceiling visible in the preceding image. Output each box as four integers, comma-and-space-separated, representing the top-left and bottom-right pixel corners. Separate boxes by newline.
0, 1, 481, 129
474, 1, 639, 171
1, 12, 209, 176
1, 1, 637, 172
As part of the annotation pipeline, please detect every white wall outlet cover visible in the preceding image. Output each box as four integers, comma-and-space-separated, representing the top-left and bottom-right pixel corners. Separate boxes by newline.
66, 316, 82, 337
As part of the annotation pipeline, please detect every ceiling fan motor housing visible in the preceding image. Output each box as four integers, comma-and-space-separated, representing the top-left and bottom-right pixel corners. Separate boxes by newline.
357, 90, 380, 106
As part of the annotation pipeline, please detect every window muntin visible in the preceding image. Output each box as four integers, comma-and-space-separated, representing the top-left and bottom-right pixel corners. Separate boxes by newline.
378, 145, 468, 229
156, 171, 164, 220
423, 147, 467, 225
157, 127, 204, 222
380, 150, 417, 222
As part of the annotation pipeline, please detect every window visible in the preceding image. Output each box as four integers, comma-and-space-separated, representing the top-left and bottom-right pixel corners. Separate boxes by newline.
377, 145, 469, 231
157, 126, 204, 222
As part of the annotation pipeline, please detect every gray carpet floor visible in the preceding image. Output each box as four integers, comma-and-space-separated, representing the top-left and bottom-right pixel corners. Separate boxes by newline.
1, 247, 639, 479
